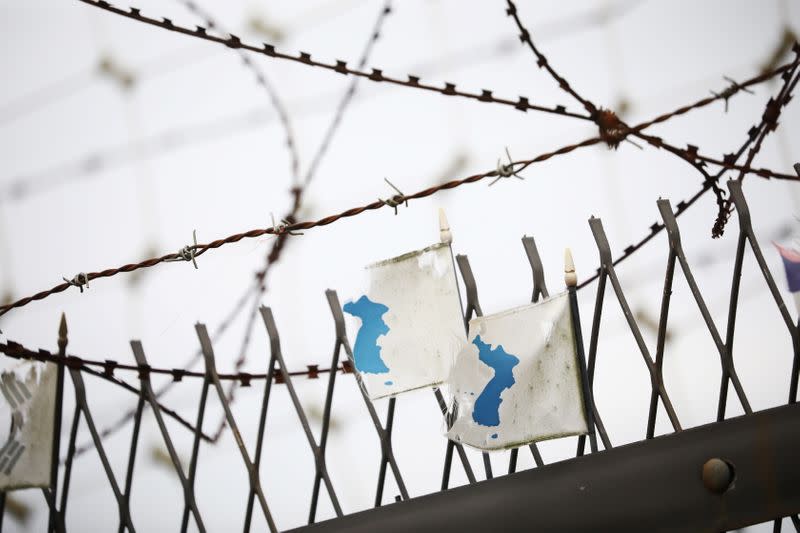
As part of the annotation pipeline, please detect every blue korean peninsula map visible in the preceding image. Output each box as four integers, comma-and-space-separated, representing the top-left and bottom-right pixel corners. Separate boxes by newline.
343, 295, 391, 374
472, 335, 519, 427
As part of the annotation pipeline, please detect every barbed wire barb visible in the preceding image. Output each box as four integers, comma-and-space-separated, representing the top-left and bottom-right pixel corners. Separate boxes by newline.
62, 273, 89, 293
165, 229, 199, 268
711, 76, 755, 112
490, 147, 525, 186
380, 178, 408, 215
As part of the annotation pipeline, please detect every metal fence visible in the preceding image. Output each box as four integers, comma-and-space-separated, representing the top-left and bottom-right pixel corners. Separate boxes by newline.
0, 179, 798, 532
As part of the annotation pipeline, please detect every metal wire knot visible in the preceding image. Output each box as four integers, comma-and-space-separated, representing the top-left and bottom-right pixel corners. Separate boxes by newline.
711, 76, 754, 112
62, 273, 90, 293
271, 213, 304, 236
380, 178, 408, 214
166, 229, 199, 269
490, 147, 525, 186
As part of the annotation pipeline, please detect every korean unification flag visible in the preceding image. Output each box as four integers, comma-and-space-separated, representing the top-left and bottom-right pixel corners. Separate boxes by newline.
0, 361, 57, 490
446, 292, 588, 451
343, 243, 466, 400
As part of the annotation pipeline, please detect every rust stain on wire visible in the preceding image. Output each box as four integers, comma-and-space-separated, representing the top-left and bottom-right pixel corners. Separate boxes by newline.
0, 339, 352, 385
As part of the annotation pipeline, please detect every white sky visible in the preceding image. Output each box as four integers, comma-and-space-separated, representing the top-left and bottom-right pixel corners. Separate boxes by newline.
0, 0, 799, 531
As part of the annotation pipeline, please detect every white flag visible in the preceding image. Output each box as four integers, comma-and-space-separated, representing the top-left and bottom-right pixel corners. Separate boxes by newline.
0, 361, 56, 490
344, 242, 466, 400
445, 292, 588, 451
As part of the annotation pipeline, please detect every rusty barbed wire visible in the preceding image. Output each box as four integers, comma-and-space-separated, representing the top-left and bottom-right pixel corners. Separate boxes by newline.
505, 0, 706, 213
0, 334, 345, 455
630, 60, 800, 237
505, 0, 800, 235
74, 0, 594, 122
3, 39, 793, 205
0, 136, 599, 318
505, 0, 598, 116
0, 0, 640, 146
0, 340, 353, 385
2, 94, 797, 318
577, 46, 800, 288
629, 63, 796, 132
0, 1, 644, 202
0, 340, 213, 441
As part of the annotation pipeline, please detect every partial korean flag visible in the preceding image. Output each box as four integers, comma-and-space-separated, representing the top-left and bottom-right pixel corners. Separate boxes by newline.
0, 361, 57, 490
343, 242, 466, 400
446, 292, 588, 451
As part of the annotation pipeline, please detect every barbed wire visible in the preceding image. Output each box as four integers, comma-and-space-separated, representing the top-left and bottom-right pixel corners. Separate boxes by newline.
0, 340, 352, 385
0, 136, 594, 318
0, 340, 213, 440
578, 45, 800, 288
3, 27, 791, 204
630, 62, 800, 237
74, 0, 595, 122
397, 0, 645, 79
0, 0, 641, 145
1, 0, 797, 450
0, 55, 796, 319
505, 0, 800, 236
505, 0, 598, 116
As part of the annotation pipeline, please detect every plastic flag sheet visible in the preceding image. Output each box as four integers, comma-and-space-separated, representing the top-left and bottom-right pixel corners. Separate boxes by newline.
0, 361, 56, 490
446, 292, 588, 451
344, 242, 466, 400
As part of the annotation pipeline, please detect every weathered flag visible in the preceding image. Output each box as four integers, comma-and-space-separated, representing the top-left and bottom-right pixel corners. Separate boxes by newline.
774, 242, 800, 292
445, 292, 588, 451
343, 242, 465, 400
0, 361, 56, 490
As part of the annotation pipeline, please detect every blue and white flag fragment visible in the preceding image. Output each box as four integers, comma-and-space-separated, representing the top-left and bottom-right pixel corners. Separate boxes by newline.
0, 361, 56, 490
343, 242, 466, 400
445, 293, 588, 451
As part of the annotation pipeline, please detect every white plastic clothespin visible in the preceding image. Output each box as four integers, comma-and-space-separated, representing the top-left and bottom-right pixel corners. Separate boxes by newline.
564, 248, 577, 288
439, 207, 452, 244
